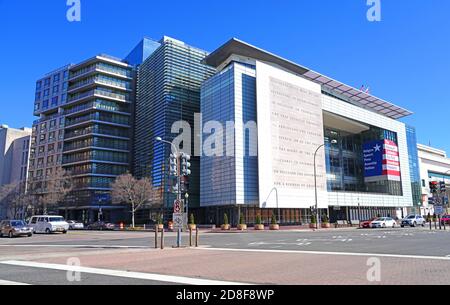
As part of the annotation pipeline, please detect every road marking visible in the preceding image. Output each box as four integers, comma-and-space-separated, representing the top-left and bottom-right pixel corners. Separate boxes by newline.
197, 248, 450, 261
0, 279, 30, 285
0, 245, 149, 249
0, 261, 250, 286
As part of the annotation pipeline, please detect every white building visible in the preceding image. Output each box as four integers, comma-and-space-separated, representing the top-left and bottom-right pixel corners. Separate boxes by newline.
418, 144, 450, 214
199, 39, 417, 225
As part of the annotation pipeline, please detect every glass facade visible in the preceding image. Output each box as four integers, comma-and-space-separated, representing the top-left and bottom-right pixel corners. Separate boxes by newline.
324, 116, 403, 196
406, 125, 422, 207
200, 62, 259, 207
133, 37, 216, 216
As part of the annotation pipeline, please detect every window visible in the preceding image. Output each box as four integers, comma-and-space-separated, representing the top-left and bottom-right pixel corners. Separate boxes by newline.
34, 103, 40, 111
53, 74, 60, 83
42, 100, 49, 109
35, 92, 41, 101
61, 93, 67, 103
36, 81, 42, 90
422, 179, 426, 187
44, 78, 50, 87
63, 70, 69, 80
62, 82, 68, 90
53, 85, 59, 94
43, 89, 50, 97
50, 120, 56, 128
51, 97, 58, 107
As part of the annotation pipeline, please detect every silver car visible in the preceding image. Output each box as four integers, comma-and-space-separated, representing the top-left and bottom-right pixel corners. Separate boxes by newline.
401, 214, 426, 227
0, 220, 33, 238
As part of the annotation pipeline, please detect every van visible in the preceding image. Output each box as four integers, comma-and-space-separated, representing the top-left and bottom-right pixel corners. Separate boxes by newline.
29, 215, 69, 234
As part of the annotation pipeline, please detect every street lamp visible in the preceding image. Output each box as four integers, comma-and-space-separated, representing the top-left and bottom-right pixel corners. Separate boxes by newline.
314, 139, 337, 230
263, 187, 280, 224
155, 136, 182, 247
185, 193, 189, 229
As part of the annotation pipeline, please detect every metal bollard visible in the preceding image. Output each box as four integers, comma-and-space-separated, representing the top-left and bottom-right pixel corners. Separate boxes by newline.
161, 227, 164, 250
439, 216, 442, 230
189, 228, 193, 247
430, 219, 432, 230
195, 227, 199, 247
155, 225, 158, 249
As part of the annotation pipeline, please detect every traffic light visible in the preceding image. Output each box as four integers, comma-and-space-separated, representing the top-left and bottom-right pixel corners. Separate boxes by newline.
169, 153, 178, 177
181, 153, 191, 176
440, 181, 447, 193
430, 181, 439, 193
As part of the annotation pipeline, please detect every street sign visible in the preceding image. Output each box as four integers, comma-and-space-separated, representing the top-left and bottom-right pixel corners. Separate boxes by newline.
435, 205, 444, 215
173, 213, 184, 229
173, 199, 184, 213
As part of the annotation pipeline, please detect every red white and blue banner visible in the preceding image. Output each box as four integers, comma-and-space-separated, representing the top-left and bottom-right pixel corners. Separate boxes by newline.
363, 139, 401, 182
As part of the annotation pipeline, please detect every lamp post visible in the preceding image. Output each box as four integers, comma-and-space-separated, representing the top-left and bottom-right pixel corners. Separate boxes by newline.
185, 193, 189, 230
155, 136, 181, 247
314, 139, 337, 230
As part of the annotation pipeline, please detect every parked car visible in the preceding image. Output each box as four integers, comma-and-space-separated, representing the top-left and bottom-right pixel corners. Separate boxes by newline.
440, 215, 450, 225
87, 221, 116, 231
371, 217, 397, 228
401, 214, 426, 227
67, 220, 84, 230
360, 218, 377, 229
0, 220, 33, 238
28, 215, 69, 234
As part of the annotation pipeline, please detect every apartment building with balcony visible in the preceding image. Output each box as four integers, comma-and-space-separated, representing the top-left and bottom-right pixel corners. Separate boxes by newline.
61, 55, 135, 222
28, 66, 71, 201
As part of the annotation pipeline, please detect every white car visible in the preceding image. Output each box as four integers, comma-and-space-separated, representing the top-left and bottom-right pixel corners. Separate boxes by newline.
28, 215, 70, 234
371, 217, 397, 228
68, 220, 84, 230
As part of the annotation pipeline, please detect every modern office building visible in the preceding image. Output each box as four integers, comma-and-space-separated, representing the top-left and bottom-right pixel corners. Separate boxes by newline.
418, 144, 450, 215
200, 38, 416, 225
0, 125, 31, 219
133, 36, 216, 221
0, 125, 31, 186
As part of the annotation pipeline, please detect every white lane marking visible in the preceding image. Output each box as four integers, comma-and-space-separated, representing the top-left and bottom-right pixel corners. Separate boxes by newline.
0, 261, 250, 286
197, 248, 450, 261
0, 245, 149, 249
0, 279, 30, 285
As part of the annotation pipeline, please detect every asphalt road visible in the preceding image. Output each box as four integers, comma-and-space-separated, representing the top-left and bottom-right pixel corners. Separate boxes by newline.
2, 227, 449, 256
1, 227, 450, 285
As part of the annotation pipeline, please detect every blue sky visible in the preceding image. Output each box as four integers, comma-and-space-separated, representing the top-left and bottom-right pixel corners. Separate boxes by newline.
0, 0, 449, 152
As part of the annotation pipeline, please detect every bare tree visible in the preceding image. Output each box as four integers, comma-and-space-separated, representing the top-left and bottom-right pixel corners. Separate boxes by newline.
111, 173, 156, 228
41, 168, 73, 215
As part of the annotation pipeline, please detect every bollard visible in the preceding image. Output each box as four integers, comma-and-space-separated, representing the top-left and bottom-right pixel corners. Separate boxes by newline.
189, 228, 193, 247
430, 219, 432, 231
439, 216, 442, 230
435, 220, 437, 230
195, 227, 199, 247
154, 225, 158, 249
161, 227, 164, 250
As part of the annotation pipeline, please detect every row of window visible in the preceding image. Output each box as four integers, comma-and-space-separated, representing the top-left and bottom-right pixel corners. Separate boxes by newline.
36, 70, 69, 91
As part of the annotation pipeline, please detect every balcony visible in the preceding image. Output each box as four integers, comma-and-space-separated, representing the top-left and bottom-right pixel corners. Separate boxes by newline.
65, 112, 130, 128
63, 101, 130, 117
67, 89, 131, 105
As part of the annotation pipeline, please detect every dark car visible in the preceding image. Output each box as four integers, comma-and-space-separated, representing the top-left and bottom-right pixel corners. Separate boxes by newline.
0, 220, 33, 238
87, 221, 116, 231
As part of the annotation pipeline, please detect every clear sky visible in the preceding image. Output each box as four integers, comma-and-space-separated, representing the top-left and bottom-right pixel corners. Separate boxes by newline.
0, 0, 449, 152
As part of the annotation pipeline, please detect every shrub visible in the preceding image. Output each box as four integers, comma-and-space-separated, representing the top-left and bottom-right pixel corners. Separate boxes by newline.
322, 215, 329, 224
239, 213, 245, 225
255, 214, 262, 225
223, 213, 229, 225
311, 214, 317, 224
189, 213, 195, 225
271, 213, 278, 225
